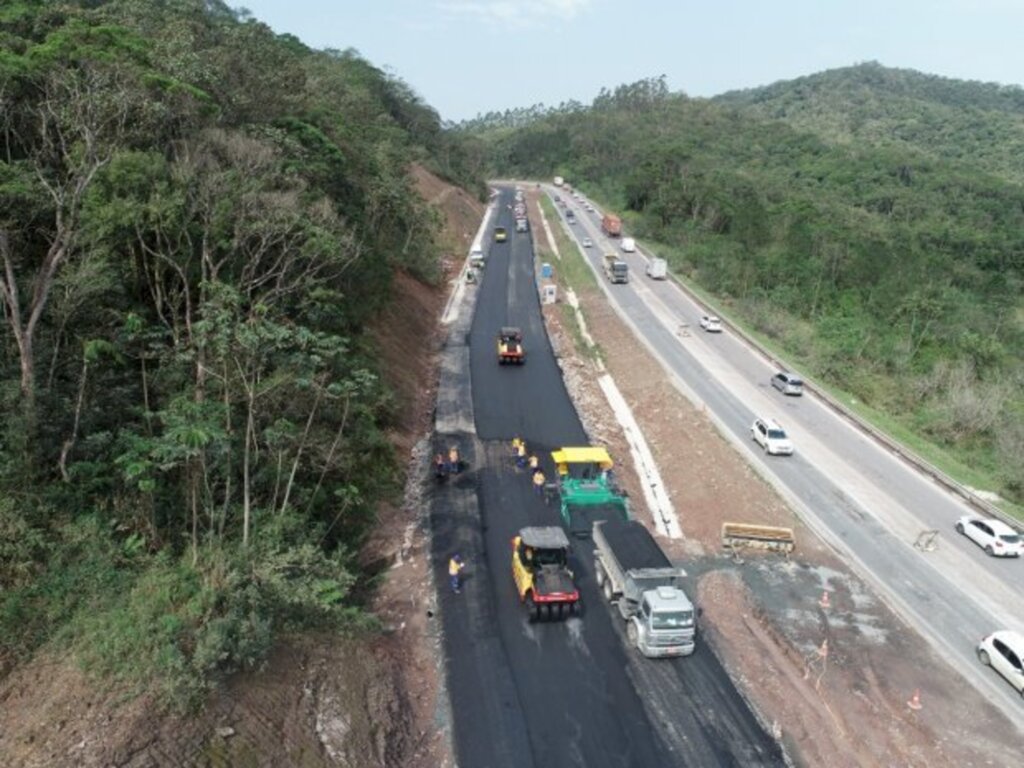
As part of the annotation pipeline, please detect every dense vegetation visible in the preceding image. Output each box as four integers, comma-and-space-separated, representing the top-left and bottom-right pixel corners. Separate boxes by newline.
466, 71, 1024, 504
0, 0, 480, 707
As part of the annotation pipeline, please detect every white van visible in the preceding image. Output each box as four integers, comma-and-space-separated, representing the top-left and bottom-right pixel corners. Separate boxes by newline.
621, 237, 636, 253
469, 248, 485, 268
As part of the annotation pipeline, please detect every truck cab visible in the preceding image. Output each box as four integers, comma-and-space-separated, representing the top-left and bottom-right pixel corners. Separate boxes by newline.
632, 587, 696, 658
603, 253, 629, 284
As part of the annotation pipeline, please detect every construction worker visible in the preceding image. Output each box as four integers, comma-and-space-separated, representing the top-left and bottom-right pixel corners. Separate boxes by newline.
516, 441, 527, 470
434, 452, 447, 480
448, 554, 465, 593
528, 454, 539, 475
448, 445, 460, 474
532, 469, 545, 497
511, 436, 522, 459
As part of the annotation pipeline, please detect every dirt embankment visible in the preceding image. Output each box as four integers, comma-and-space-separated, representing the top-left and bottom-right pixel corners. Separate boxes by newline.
530, 188, 1021, 768
0, 165, 480, 768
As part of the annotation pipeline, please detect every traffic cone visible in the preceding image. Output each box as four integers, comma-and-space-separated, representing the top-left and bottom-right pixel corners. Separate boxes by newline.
819, 590, 830, 609
907, 689, 922, 711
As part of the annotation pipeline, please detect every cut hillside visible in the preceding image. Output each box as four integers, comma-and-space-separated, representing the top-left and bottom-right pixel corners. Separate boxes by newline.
0, 166, 479, 768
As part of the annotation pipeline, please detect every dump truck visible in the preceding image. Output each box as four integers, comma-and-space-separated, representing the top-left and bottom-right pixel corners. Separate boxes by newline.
603, 253, 629, 284
512, 526, 580, 622
601, 213, 622, 238
516, 217, 529, 233
550, 447, 629, 537
497, 327, 525, 364
593, 518, 696, 658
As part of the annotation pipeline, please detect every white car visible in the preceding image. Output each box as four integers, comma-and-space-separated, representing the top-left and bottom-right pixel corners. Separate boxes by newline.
956, 515, 1022, 557
699, 315, 722, 333
751, 418, 793, 456
582, 237, 593, 248
977, 631, 1024, 697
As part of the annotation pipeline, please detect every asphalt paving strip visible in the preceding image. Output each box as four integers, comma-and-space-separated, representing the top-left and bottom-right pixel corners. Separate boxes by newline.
431, 187, 785, 767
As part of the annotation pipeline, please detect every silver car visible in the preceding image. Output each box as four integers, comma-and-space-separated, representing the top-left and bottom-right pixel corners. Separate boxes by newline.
771, 372, 804, 396
751, 417, 794, 456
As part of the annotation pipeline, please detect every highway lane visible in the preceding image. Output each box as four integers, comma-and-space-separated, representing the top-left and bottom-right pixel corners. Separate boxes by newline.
432, 187, 784, 767
553, 188, 1024, 725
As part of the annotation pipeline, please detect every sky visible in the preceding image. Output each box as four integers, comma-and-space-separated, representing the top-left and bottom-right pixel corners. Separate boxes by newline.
236, 0, 1024, 122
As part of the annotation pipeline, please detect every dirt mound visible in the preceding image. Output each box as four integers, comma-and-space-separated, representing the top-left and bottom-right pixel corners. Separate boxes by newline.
0, 164, 478, 768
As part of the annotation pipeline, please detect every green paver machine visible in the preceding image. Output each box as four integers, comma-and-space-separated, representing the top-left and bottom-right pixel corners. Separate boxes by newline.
550, 447, 629, 537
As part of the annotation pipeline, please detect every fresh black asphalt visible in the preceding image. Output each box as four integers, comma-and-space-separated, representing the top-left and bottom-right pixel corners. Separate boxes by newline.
431, 188, 786, 767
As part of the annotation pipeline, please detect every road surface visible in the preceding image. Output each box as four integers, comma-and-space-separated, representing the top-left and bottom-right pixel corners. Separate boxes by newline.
430, 188, 786, 767
554, 188, 1024, 727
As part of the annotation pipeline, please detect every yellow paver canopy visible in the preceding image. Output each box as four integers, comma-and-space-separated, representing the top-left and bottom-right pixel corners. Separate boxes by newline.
551, 447, 614, 475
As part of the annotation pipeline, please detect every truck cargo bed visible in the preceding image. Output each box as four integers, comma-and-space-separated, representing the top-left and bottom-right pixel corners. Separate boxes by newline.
565, 502, 628, 538
597, 519, 671, 571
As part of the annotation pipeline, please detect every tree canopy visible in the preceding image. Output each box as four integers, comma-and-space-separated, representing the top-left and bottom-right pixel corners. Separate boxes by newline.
470, 70, 1024, 504
0, 0, 481, 707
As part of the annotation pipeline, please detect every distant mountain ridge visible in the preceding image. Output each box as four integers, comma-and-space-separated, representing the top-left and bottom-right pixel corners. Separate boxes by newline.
714, 62, 1024, 184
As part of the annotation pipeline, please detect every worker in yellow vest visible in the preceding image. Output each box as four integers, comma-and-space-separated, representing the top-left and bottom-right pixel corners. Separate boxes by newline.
516, 441, 527, 470
448, 554, 465, 593
528, 454, 539, 474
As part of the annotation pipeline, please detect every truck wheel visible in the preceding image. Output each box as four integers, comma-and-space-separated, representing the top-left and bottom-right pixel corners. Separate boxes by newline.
595, 564, 605, 587
554, 603, 565, 621
570, 600, 580, 617
602, 580, 614, 601
540, 603, 552, 622
627, 621, 639, 648
527, 596, 539, 623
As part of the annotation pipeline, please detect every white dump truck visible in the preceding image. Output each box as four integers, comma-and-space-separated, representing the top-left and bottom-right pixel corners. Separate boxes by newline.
593, 519, 696, 658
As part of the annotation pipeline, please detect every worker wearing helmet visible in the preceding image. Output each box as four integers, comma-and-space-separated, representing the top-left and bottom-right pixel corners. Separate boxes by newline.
532, 469, 545, 497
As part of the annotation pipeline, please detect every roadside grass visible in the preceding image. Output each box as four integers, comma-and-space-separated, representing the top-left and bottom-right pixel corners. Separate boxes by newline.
652, 243, 1024, 522
536, 196, 602, 362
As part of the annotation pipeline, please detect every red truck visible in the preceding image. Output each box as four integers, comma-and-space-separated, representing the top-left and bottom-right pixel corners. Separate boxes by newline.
602, 213, 622, 238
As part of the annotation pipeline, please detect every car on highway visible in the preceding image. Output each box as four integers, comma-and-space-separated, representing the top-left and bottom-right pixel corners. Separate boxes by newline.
585, 203, 595, 212
751, 417, 794, 455
699, 315, 723, 333
494, 227, 507, 242
955, 515, 1022, 557
582, 237, 593, 248
977, 631, 1024, 697
771, 372, 804, 396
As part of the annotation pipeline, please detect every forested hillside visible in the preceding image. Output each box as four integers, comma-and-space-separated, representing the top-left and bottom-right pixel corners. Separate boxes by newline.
0, 0, 481, 707
715, 62, 1024, 185
468, 72, 1024, 504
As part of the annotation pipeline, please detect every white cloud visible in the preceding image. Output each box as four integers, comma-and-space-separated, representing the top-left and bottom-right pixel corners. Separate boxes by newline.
438, 0, 591, 27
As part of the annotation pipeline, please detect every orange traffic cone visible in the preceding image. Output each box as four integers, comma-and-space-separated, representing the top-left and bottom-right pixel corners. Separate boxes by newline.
907, 689, 922, 711
819, 590, 831, 609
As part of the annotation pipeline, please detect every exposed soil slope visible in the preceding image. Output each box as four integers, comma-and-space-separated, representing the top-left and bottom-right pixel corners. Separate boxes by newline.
0, 165, 479, 768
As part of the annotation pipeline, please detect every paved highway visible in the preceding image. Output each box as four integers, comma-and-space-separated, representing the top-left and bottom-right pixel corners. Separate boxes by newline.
430, 188, 785, 767
552, 187, 1024, 727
